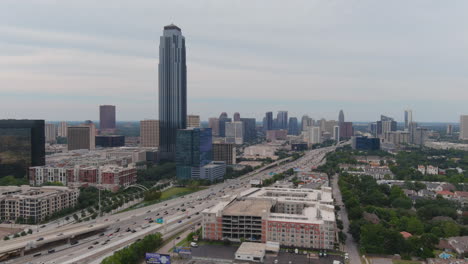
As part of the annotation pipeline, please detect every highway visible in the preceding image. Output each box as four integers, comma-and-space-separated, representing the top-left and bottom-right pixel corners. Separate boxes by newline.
1, 144, 342, 264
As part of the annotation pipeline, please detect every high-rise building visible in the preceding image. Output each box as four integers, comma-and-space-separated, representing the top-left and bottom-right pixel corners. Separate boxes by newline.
219, 116, 232, 137
219, 112, 228, 119
67, 122, 96, 151
321, 120, 338, 135
212, 143, 236, 165
225, 121, 244, 145
446, 124, 453, 135
340, 122, 354, 138
377, 115, 396, 136
45, 123, 57, 143
264, 112, 273, 131
233, 112, 241, 122
240, 118, 256, 143
159, 24, 187, 160
301, 115, 313, 132
404, 109, 413, 130
208, 118, 220, 137
187, 115, 200, 128
57, 121, 68, 138
413, 127, 428, 146
368, 122, 378, 137
460, 115, 468, 140
408, 121, 418, 144
176, 128, 213, 180
288, 117, 299, 135
333, 126, 340, 141
338, 110, 345, 125
0, 120, 45, 178
307, 126, 322, 145
99, 105, 116, 132
140, 120, 159, 147
277, 111, 288, 129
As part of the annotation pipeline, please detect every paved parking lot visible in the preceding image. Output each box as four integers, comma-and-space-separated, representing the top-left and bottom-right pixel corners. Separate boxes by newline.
190, 244, 344, 264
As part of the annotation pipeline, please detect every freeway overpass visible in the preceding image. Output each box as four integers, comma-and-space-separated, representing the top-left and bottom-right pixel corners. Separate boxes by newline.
0, 222, 110, 260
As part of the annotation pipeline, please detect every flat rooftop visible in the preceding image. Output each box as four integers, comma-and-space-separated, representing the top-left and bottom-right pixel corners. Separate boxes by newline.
236, 242, 266, 256
223, 199, 273, 217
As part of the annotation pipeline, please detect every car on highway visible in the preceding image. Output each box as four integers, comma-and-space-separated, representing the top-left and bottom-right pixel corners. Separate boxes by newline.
93, 241, 99, 245
33, 253, 42, 257
40, 225, 46, 228
57, 233, 63, 236
37, 237, 44, 241
99, 233, 105, 236
147, 210, 151, 213
178, 220, 182, 223
48, 249, 55, 254
70, 240, 79, 245
88, 246, 94, 249
176, 236, 180, 239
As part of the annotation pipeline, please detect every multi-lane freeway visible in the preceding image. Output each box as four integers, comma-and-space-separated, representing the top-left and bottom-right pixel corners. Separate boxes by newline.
1, 144, 342, 264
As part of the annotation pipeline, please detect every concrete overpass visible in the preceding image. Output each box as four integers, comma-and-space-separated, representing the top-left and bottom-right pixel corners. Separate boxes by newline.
0, 222, 110, 260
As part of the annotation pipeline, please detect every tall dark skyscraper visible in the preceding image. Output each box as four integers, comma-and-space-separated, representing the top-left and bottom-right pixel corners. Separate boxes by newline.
264, 112, 273, 131
99, 105, 116, 131
288, 117, 299, 135
159, 24, 187, 160
338, 110, 345, 125
0, 120, 45, 178
240, 118, 256, 142
277, 111, 288, 129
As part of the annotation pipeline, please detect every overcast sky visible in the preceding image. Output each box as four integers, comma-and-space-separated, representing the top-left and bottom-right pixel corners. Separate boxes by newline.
1, 0, 467, 122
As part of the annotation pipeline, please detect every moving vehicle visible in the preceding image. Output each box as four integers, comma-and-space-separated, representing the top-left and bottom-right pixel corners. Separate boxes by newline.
48, 249, 55, 254
190, 242, 198, 247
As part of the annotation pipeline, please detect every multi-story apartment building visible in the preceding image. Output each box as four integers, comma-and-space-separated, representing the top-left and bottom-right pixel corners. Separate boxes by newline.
0, 186, 79, 223
29, 164, 137, 191
203, 187, 336, 249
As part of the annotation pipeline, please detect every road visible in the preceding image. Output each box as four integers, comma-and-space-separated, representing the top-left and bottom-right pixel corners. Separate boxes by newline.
332, 174, 361, 264
2, 144, 343, 264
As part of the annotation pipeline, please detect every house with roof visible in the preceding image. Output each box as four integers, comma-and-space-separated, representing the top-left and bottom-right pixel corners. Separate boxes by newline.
437, 190, 455, 199
400, 231, 413, 239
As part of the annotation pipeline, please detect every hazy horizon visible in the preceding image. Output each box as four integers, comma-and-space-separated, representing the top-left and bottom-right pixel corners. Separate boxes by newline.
1, 1, 467, 122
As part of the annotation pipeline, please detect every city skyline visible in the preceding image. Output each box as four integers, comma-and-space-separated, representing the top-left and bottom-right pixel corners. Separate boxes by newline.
1, 1, 468, 122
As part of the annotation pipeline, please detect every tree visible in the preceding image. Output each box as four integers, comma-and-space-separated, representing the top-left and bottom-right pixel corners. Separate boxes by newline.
28, 229, 33, 234
441, 221, 460, 237
406, 217, 424, 235
3, 236, 9, 240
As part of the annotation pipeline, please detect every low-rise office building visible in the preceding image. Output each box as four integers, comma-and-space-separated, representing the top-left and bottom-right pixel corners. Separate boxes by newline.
202, 187, 336, 249
0, 185, 79, 223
